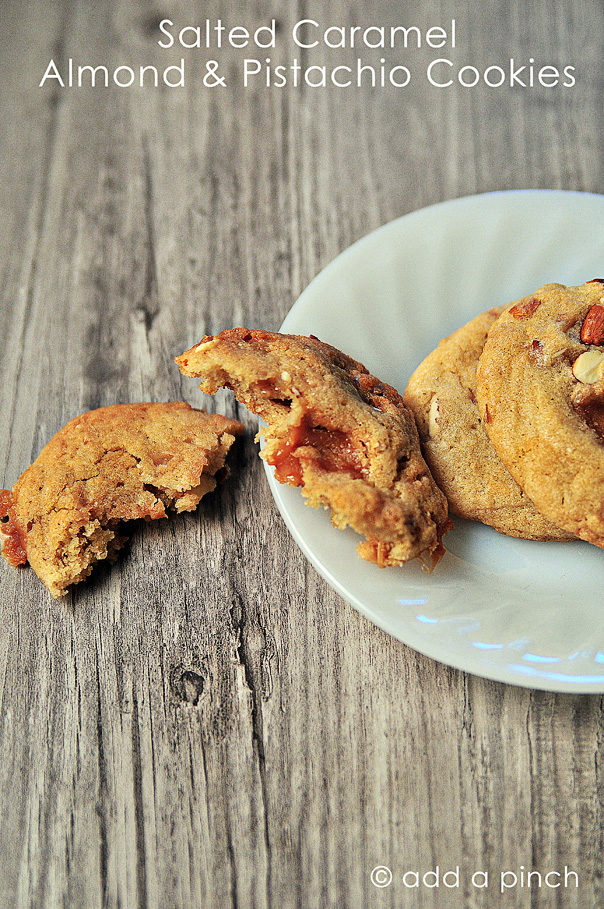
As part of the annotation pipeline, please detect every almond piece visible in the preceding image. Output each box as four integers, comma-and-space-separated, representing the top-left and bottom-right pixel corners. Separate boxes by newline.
194, 338, 220, 353
509, 297, 541, 319
572, 349, 604, 384
580, 303, 604, 345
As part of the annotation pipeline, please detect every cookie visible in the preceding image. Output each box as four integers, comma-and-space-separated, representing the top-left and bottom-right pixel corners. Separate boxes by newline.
476, 281, 604, 546
404, 307, 573, 540
176, 328, 450, 568
0, 402, 243, 597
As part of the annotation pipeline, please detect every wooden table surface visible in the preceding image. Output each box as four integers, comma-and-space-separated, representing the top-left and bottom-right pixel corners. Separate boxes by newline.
2, 1, 604, 907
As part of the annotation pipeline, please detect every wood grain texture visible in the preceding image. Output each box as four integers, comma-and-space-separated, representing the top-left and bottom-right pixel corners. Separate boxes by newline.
2, 0, 604, 906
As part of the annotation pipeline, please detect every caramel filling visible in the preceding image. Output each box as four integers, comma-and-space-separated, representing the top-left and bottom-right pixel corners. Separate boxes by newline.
257, 379, 282, 397
268, 416, 364, 486
571, 383, 604, 438
256, 379, 293, 407
0, 490, 27, 566
148, 452, 173, 466
574, 398, 604, 437
358, 539, 392, 568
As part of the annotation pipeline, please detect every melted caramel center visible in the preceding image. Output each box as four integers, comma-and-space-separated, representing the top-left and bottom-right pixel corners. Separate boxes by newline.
268, 416, 364, 486
571, 383, 604, 439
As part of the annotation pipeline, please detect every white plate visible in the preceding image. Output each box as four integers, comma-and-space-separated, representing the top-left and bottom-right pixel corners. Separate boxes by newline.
265, 190, 604, 692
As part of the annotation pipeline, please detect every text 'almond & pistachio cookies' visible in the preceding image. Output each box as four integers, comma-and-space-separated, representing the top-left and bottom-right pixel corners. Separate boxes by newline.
404, 306, 573, 541
0, 402, 243, 597
476, 281, 604, 546
176, 328, 450, 568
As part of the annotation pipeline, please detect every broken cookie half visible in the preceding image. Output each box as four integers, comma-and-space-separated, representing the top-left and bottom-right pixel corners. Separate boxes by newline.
176, 329, 450, 567
0, 402, 243, 597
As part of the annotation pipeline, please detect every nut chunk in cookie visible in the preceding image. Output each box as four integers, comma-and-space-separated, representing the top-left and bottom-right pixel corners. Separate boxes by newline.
0, 402, 243, 597
176, 329, 450, 567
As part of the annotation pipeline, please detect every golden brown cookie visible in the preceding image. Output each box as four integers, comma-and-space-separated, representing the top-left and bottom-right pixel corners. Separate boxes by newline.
176, 328, 450, 568
404, 307, 573, 540
0, 402, 243, 597
476, 280, 604, 546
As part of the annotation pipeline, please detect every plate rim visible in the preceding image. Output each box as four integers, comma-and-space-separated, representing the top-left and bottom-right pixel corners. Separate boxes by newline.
266, 189, 604, 693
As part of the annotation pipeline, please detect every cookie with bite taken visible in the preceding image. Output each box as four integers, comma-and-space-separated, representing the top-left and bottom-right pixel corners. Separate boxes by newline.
176, 328, 450, 568
0, 401, 243, 597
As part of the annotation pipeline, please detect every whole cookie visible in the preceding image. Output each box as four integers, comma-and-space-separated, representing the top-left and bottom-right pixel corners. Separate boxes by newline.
404, 307, 573, 540
177, 329, 450, 568
1, 402, 243, 597
476, 281, 604, 546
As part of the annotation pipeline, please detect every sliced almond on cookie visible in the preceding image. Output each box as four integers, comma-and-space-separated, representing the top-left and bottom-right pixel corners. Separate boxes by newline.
572, 349, 604, 384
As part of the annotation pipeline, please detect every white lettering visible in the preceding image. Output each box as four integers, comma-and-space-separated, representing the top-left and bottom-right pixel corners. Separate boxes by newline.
140, 65, 159, 87
458, 65, 480, 87
244, 59, 261, 87
157, 19, 174, 49
564, 867, 579, 888
443, 867, 460, 888
331, 65, 352, 87
163, 59, 185, 87
39, 59, 64, 87
305, 65, 326, 88
273, 64, 287, 87
564, 65, 576, 87
292, 19, 319, 48
402, 871, 419, 888
363, 26, 386, 48
484, 65, 506, 87
390, 65, 411, 87
426, 26, 447, 48
538, 65, 560, 87
509, 59, 527, 86
323, 25, 346, 48
254, 21, 276, 48
179, 26, 203, 49
113, 65, 135, 87
78, 64, 109, 88
472, 871, 489, 888
389, 25, 421, 47
228, 26, 250, 48
501, 871, 517, 893
427, 58, 453, 87
423, 868, 439, 888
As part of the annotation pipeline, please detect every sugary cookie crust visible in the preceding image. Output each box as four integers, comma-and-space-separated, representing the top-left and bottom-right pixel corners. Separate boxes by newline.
404, 307, 574, 541
177, 328, 450, 567
0, 402, 243, 597
476, 281, 604, 546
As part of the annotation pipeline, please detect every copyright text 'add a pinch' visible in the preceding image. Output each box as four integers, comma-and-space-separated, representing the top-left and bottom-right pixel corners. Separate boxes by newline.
369, 865, 579, 893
